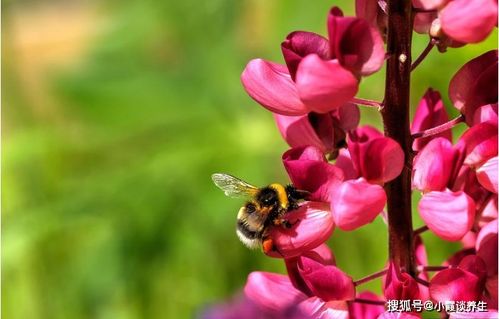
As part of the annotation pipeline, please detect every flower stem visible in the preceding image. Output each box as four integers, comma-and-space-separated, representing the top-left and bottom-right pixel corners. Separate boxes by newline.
412, 115, 465, 139
413, 225, 429, 236
412, 8, 437, 13
351, 97, 384, 109
417, 265, 449, 272
413, 276, 430, 287
353, 298, 386, 306
354, 269, 388, 286
411, 38, 435, 71
381, 0, 416, 275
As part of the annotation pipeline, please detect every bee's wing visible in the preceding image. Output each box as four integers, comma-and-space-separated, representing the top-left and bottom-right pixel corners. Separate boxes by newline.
211, 173, 259, 198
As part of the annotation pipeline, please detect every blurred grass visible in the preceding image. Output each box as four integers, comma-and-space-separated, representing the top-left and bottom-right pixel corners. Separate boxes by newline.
2, 0, 497, 318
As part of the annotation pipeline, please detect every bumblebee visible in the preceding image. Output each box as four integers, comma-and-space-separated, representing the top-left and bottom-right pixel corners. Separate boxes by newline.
211, 173, 308, 252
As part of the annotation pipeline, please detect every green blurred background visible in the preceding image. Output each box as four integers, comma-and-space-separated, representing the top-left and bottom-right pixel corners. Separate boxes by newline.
2, 0, 496, 318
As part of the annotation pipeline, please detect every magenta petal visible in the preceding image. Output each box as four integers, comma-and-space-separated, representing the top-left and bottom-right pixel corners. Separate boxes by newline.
348, 291, 385, 319
477, 233, 498, 277
476, 220, 498, 252
440, 0, 498, 43
458, 122, 498, 168
268, 202, 334, 258
241, 59, 309, 115
274, 113, 326, 151
476, 156, 498, 193
283, 146, 344, 202
328, 7, 385, 75
281, 31, 330, 80
418, 190, 475, 241
413, 11, 438, 34
473, 103, 498, 126
331, 178, 387, 231
430, 266, 484, 302
449, 50, 498, 113
449, 311, 499, 319
297, 298, 349, 319
411, 89, 452, 151
298, 256, 355, 301
295, 55, 359, 113
335, 149, 359, 180
244, 272, 307, 312
412, 137, 457, 192
384, 262, 420, 300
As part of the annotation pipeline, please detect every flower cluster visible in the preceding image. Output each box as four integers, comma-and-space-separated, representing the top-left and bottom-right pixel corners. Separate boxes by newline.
204, 3, 497, 319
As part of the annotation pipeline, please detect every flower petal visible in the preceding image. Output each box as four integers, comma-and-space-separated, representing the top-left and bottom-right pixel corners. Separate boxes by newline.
295, 54, 359, 113
377, 312, 421, 318
281, 31, 330, 80
328, 7, 385, 75
244, 272, 307, 312
476, 156, 498, 193
449, 311, 499, 319
457, 122, 498, 168
297, 298, 349, 319
274, 113, 326, 152
440, 0, 498, 43
384, 262, 420, 300
283, 146, 344, 202
267, 202, 334, 258
418, 190, 475, 241
412, 0, 447, 10
298, 256, 355, 301
449, 50, 498, 113
412, 137, 457, 192
331, 178, 386, 231
472, 103, 498, 126
335, 149, 359, 180
241, 59, 309, 115
411, 89, 452, 151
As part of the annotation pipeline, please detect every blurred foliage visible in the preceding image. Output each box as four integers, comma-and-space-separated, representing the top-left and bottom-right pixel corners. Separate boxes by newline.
2, 0, 497, 318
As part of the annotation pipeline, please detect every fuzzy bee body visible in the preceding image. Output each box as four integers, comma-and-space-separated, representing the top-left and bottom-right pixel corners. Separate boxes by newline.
212, 173, 308, 251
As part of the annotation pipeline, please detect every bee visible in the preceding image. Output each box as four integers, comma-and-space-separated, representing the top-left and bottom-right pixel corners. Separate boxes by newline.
211, 173, 308, 253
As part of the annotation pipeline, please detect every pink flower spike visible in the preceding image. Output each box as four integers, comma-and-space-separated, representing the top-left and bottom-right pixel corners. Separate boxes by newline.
274, 113, 327, 152
283, 146, 344, 202
241, 59, 309, 116
267, 201, 334, 258
411, 89, 452, 151
473, 103, 498, 126
348, 291, 385, 319
458, 122, 498, 168
328, 7, 385, 76
429, 256, 486, 302
476, 156, 498, 193
418, 189, 475, 241
244, 272, 307, 312
384, 262, 420, 300
281, 31, 330, 80
412, 137, 457, 192
348, 126, 405, 184
295, 54, 359, 113
440, 0, 498, 43
297, 256, 355, 302
331, 178, 387, 231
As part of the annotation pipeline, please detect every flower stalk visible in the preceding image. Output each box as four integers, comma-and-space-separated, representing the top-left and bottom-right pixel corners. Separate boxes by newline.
381, 0, 416, 275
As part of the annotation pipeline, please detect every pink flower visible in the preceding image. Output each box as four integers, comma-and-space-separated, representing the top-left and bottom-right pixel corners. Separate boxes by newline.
412, 137, 458, 192
384, 262, 420, 301
241, 7, 385, 115
411, 89, 452, 151
274, 103, 360, 156
430, 255, 487, 302
457, 122, 498, 168
348, 126, 405, 185
266, 201, 335, 259
476, 156, 498, 193
449, 50, 498, 125
244, 267, 353, 318
472, 103, 498, 126
418, 189, 475, 241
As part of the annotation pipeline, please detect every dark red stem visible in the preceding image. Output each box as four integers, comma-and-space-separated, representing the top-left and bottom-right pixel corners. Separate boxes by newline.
413, 225, 429, 236
412, 115, 465, 139
418, 265, 449, 272
354, 268, 388, 286
381, 0, 415, 275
